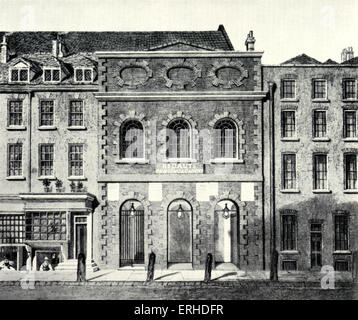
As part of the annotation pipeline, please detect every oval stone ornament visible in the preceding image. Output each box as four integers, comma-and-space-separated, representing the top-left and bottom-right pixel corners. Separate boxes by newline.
120, 66, 148, 86
216, 67, 241, 82
167, 67, 195, 85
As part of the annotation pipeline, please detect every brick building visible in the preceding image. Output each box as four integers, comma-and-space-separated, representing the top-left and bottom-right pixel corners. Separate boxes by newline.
0, 27, 356, 275
263, 51, 358, 272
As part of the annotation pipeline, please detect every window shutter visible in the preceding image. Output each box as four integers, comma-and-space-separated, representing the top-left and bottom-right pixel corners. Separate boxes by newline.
311, 79, 315, 99
280, 79, 284, 99
342, 80, 346, 100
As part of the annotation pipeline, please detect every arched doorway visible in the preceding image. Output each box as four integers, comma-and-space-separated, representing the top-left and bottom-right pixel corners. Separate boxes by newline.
214, 200, 239, 268
167, 199, 192, 265
119, 200, 144, 267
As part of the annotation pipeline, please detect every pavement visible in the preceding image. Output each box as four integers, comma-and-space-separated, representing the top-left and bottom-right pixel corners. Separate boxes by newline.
0, 268, 353, 283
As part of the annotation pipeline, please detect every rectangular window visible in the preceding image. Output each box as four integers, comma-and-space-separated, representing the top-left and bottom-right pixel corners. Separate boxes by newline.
334, 214, 348, 251
68, 144, 84, 177
343, 79, 356, 99
281, 111, 296, 138
334, 260, 349, 271
281, 214, 297, 251
8, 100, 23, 126
282, 260, 297, 271
69, 101, 84, 127
10, 69, 29, 82
39, 100, 54, 126
313, 110, 327, 138
281, 80, 296, 99
44, 69, 60, 82
75, 68, 93, 82
25, 211, 66, 241
344, 111, 356, 138
39, 144, 54, 177
313, 80, 327, 99
344, 154, 357, 190
310, 223, 322, 268
282, 154, 296, 190
313, 154, 327, 190
8, 143, 22, 177
0, 215, 25, 244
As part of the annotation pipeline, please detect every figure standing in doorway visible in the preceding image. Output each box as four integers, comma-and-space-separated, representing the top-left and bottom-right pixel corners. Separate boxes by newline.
77, 253, 86, 282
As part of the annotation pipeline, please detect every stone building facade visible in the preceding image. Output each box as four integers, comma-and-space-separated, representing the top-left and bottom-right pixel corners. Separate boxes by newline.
263, 54, 358, 272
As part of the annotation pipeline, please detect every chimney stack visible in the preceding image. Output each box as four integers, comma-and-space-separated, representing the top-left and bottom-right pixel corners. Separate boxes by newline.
245, 30, 255, 51
52, 34, 64, 58
1, 35, 9, 63
341, 47, 354, 62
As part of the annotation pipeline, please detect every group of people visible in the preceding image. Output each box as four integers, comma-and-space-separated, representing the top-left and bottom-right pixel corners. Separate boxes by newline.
0, 252, 60, 271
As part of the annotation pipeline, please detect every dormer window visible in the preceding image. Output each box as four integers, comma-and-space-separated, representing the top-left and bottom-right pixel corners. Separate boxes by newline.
10, 68, 29, 83
43, 68, 61, 83
74, 68, 93, 83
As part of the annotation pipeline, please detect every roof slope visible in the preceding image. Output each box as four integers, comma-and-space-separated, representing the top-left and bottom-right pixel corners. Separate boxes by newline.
323, 59, 338, 64
0, 26, 234, 54
281, 53, 321, 65
341, 56, 358, 65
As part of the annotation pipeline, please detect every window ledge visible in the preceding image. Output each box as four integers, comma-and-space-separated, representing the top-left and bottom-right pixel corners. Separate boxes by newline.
280, 250, 299, 255
312, 137, 331, 142
280, 189, 300, 193
281, 137, 300, 142
6, 176, 26, 181
68, 126, 87, 131
210, 159, 244, 164
6, 125, 26, 131
38, 176, 56, 181
162, 158, 197, 163
115, 159, 149, 164
68, 176, 87, 181
343, 190, 358, 194
343, 138, 358, 142
280, 98, 299, 102
38, 126, 57, 131
312, 99, 330, 103
342, 99, 358, 103
333, 251, 351, 255
312, 189, 332, 194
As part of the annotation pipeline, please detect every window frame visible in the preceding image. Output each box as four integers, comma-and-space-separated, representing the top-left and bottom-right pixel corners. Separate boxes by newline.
68, 143, 84, 178
280, 211, 298, 252
165, 118, 193, 162
38, 143, 55, 178
7, 100, 24, 128
39, 100, 55, 128
68, 100, 85, 128
9, 67, 30, 83
312, 79, 328, 100
313, 153, 329, 191
281, 153, 297, 190
212, 118, 239, 161
342, 78, 357, 100
344, 153, 357, 191
312, 110, 327, 138
333, 211, 349, 252
7, 143, 23, 178
343, 109, 357, 139
74, 67, 94, 83
281, 110, 297, 139
281, 79, 296, 100
43, 68, 61, 83
0, 214, 25, 244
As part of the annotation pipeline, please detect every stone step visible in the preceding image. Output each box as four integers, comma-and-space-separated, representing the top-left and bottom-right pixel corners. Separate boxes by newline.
55, 259, 100, 272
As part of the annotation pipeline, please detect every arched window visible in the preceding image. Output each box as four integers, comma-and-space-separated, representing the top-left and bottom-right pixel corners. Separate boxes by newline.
119, 120, 144, 159
166, 118, 191, 159
213, 118, 238, 159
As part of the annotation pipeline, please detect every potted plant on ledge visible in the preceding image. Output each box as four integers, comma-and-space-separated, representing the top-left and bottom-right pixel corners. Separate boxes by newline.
70, 181, 76, 193
55, 178, 64, 192
77, 181, 84, 192
42, 179, 52, 193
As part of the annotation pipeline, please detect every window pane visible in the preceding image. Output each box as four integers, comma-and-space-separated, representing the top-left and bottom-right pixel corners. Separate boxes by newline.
282, 154, 296, 189
69, 144, 84, 176
19, 69, 28, 81
40, 100, 54, 126
314, 80, 326, 99
282, 215, 297, 250
120, 120, 144, 159
344, 80, 356, 99
84, 69, 92, 81
282, 80, 295, 99
11, 70, 18, 81
344, 111, 356, 138
69, 101, 84, 127
75, 69, 83, 81
314, 154, 327, 189
44, 70, 52, 81
0, 215, 25, 244
334, 215, 348, 251
52, 69, 60, 81
8, 100, 23, 126
166, 119, 190, 159
345, 154, 357, 190
39, 144, 54, 176
313, 111, 327, 137
8, 143, 22, 176
213, 118, 237, 158
281, 111, 295, 138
